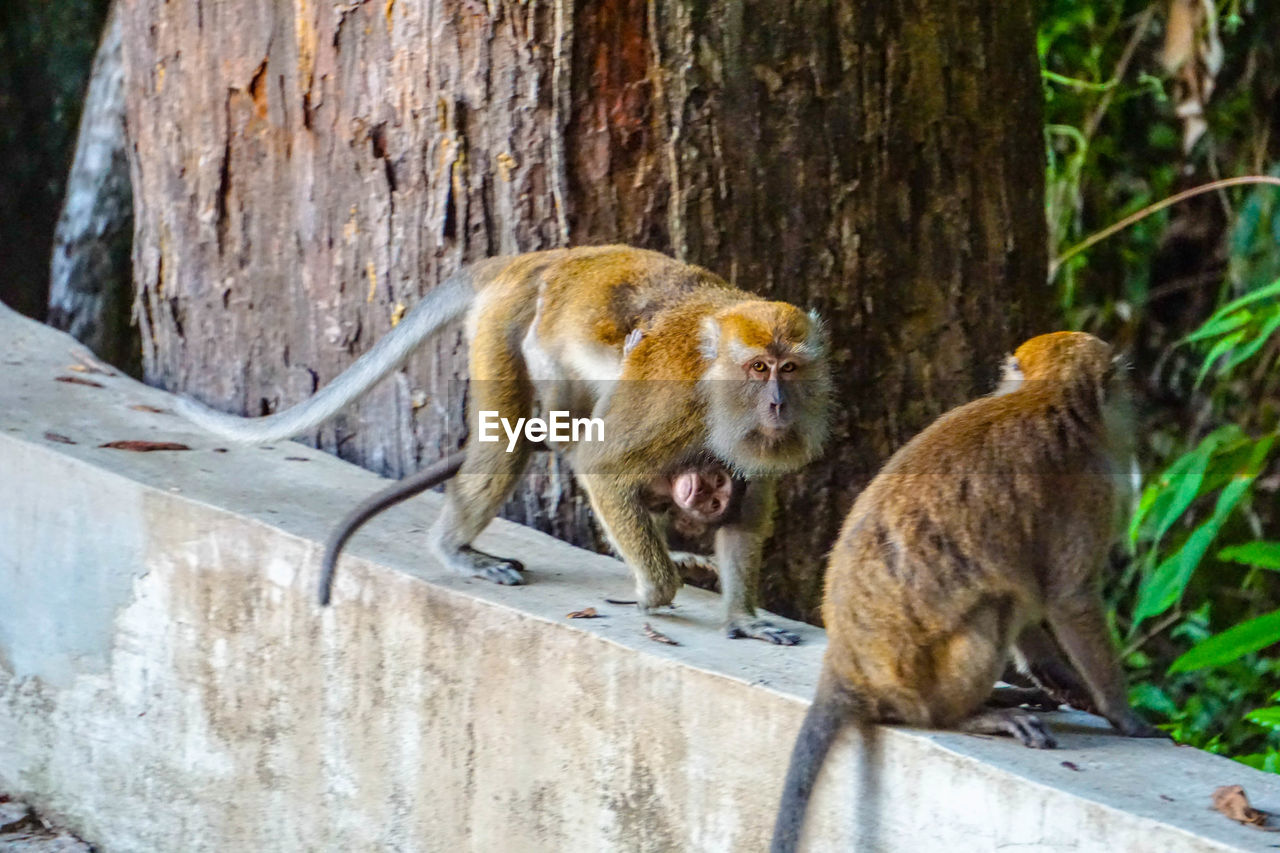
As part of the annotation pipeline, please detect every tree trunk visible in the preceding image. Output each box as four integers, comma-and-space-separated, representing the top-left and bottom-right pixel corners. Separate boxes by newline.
48, 0, 138, 375
121, 0, 1049, 621
0, 0, 112, 319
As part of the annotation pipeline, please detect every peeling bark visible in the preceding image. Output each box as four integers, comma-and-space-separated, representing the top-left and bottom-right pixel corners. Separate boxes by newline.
122, 0, 1049, 620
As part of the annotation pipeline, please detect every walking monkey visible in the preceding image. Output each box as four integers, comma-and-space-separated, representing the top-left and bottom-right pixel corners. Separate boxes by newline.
770, 332, 1164, 852
177, 246, 831, 643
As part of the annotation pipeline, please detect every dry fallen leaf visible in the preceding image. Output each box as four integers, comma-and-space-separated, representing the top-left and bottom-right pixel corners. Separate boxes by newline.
566, 607, 600, 619
55, 375, 104, 388
43, 432, 76, 445
1212, 785, 1279, 830
99, 440, 192, 452
68, 349, 116, 375
128, 404, 166, 413
1060, 761, 1081, 772
643, 623, 679, 645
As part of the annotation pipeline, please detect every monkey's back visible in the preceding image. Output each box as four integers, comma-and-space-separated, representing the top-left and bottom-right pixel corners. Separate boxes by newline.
821, 381, 1117, 724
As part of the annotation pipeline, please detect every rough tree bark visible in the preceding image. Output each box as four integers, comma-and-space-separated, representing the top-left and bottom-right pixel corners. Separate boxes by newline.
120, 0, 1049, 621
48, 0, 138, 375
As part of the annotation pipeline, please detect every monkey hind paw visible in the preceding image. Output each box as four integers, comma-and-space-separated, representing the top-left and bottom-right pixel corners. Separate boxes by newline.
452, 547, 525, 586
477, 564, 525, 585
1115, 714, 1169, 740
960, 708, 1057, 749
726, 619, 801, 646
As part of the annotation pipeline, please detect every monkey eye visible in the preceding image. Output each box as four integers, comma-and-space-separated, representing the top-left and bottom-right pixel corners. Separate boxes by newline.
750, 360, 769, 373
714, 472, 727, 487
780, 361, 797, 373
708, 499, 722, 513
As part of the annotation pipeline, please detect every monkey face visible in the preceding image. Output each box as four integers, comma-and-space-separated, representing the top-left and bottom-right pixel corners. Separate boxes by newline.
670, 465, 733, 524
698, 302, 832, 477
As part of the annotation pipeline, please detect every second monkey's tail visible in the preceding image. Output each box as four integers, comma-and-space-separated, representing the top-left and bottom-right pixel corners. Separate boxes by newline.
173, 267, 480, 444
770, 668, 864, 853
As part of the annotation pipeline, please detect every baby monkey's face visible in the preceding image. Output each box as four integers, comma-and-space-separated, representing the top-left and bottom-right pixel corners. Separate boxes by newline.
669, 464, 733, 524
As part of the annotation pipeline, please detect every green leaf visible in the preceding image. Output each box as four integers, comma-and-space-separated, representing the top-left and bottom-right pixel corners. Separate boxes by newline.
1213, 277, 1280, 318
1143, 425, 1243, 543
1151, 450, 1210, 542
1218, 542, 1280, 570
1133, 476, 1254, 624
1223, 309, 1280, 373
1169, 609, 1280, 673
1128, 483, 1160, 543
1244, 706, 1280, 731
1195, 330, 1246, 387
1182, 309, 1251, 344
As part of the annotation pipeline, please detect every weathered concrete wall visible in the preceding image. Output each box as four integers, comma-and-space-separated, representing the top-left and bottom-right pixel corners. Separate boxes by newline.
2, 303, 1279, 852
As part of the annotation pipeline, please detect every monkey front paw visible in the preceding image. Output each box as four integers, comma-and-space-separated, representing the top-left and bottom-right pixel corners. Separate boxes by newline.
725, 619, 801, 646
637, 578, 682, 611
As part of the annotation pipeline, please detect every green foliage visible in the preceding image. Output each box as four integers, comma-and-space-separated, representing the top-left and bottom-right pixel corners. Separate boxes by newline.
1123, 271, 1280, 770
1041, 1, 1280, 772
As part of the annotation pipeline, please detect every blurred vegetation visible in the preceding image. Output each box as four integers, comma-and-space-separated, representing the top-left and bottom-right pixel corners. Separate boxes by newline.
1041, 0, 1280, 771
0, 0, 112, 319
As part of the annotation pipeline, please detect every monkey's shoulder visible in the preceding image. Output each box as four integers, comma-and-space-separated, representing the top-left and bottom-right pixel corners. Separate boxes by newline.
892, 389, 1102, 467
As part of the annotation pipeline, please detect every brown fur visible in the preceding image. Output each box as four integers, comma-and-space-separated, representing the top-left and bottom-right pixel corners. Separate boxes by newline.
436, 247, 830, 643
771, 332, 1163, 853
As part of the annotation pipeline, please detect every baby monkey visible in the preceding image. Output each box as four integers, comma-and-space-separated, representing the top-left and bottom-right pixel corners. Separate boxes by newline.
770, 332, 1165, 853
319, 450, 737, 605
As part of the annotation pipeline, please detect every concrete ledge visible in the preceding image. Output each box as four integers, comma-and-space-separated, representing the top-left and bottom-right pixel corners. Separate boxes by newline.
2, 304, 1278, 852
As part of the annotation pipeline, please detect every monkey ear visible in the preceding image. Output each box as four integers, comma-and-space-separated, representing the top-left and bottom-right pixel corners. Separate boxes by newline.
802, 309, 830, 355
699, 316, 721, 361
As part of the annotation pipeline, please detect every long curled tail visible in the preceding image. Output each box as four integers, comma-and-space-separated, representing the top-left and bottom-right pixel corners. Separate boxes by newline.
174, 268, 477, 443
318, 450, 466, 605
770, 668, 862, 853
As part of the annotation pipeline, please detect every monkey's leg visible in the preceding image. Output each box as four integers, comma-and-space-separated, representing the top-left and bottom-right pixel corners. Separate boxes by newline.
429, 440, 531, 585
715, 479, 799, 645
935, 599, 1054, 746
428, 353, 534, 584
580, 474, 684, 610
1046, 594, 1165, 738
1013, 623, 1099, 714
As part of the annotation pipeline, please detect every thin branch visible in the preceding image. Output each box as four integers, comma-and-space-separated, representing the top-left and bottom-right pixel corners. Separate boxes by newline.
1050, 175, 1280, 278
1084, 5, 1157, 142
1122, 608, 1184, 659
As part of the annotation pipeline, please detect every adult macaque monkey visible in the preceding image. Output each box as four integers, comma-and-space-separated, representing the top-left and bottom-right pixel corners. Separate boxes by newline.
770, 332, 1165, 853
318, 448, 738, 606
177, 246, 831, 643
